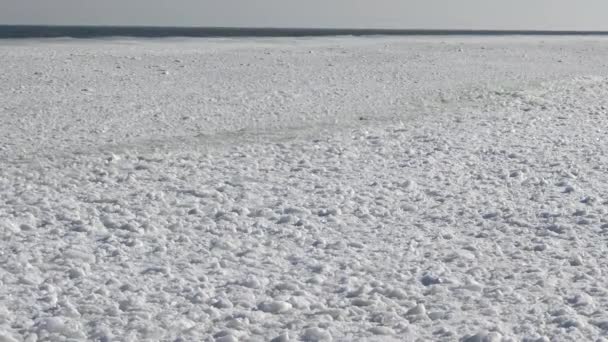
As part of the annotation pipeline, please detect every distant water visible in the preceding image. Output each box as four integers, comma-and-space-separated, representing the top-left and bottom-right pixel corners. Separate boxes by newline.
2, 25, 608, 39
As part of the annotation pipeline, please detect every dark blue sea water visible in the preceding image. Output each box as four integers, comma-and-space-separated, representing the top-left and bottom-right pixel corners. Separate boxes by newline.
1, 25, 608, 39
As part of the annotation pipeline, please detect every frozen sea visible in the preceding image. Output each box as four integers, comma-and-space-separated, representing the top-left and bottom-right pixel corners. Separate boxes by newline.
2, 36, 608, 341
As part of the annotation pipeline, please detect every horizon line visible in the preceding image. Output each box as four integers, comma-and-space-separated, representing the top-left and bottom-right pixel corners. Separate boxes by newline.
2, 24, 608, 39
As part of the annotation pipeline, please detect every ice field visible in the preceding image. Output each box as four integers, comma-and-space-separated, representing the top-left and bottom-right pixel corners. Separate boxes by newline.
2, 36, 608, 341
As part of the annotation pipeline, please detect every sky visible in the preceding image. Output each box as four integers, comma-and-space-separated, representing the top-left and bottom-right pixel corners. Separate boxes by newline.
1, 0, 607, 30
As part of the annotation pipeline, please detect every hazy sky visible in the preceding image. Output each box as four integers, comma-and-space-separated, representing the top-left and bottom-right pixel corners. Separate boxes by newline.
1, 0, 607, 30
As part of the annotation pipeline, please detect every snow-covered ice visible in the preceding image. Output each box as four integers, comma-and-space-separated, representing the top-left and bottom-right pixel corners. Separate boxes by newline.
2, 36, 608, 341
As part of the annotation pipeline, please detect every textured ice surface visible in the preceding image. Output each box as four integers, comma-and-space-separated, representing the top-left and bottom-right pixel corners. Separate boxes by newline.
2, 36, 608, 341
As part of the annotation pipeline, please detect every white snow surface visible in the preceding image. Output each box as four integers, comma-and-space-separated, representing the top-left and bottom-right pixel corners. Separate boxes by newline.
2, 36, 608, 341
